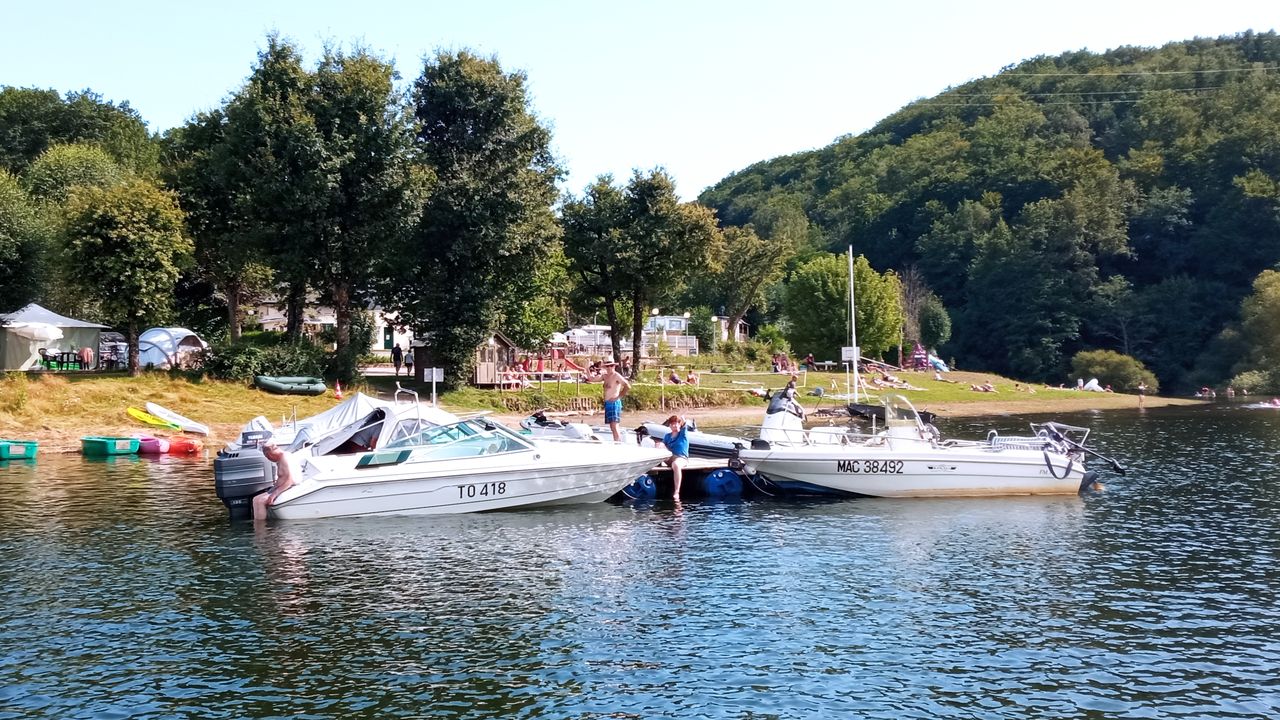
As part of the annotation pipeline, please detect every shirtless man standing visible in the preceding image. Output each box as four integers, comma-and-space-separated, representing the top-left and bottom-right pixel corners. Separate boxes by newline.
594, 360, 631, 442
253, 444, 296, 521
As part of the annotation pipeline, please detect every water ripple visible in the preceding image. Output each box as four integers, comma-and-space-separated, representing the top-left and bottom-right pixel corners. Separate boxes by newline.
2, 406, 1279, 718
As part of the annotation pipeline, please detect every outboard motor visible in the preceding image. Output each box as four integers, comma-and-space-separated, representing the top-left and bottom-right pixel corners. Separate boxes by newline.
214, 430, 277, 520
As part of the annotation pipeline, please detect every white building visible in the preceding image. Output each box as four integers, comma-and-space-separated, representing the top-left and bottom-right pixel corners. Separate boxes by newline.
250, 298, 413, 356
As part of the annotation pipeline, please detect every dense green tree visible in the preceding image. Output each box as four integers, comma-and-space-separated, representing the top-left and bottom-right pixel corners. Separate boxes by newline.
917, 293, 951, 351
0, 170, 43, 311
696, 225, 786, 352
21, 144, 125, 203
306, 45, 420, 365
562, 176, 629, 359
0, 87, 157, 175
61, 179, 192, 375
783, 253, 903, 361
386, 50, 561, 387
163, 110, 274, 341
1070, 349, 1158, 393
19, 143, 127, 317
562, 170, 721, 372
221, 35, 329, 341
1133, 276, 1234, 390
1238, 269, 1280, 384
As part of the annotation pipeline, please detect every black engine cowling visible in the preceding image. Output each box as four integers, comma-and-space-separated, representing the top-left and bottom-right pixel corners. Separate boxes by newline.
214, 447, 276, 520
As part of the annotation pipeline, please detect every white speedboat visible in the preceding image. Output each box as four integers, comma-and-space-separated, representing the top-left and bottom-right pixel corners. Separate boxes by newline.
215, 388, 461, 518
266, 417, 669, 519
735, 395, 1118, 498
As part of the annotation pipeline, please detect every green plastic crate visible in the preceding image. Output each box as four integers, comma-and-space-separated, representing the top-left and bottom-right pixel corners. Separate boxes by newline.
81, 436, 140, 456
0, 440, 38, 460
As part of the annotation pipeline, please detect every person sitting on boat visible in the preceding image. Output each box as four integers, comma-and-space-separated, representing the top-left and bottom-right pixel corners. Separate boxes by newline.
767, 376, 805, 419
658, 414, 690, 501
253, 444, 299, 521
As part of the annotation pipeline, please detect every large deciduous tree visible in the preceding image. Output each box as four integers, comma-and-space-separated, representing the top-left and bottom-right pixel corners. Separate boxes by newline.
163, 110, 273, 341
0, 170, 43, 311
221, 35, 329, 342
0, 87, 157, 175
783, 253, 903, 362
306, 45, 419, 364
563, 170, 721, 372
385, 50, 561, 387
61, 179, 191, 375
21, 143, 125, 204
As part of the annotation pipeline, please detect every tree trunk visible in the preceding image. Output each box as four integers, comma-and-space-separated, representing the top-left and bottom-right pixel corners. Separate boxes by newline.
333, 281, 351, 354
126, 320, 140, 378
630, 288, 646, 373
285, 282, 305, 341
225, 280, 243, 342
604, 297, 622, 364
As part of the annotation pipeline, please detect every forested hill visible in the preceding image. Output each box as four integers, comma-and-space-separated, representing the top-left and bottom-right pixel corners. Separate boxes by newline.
700, 31, 1280, 391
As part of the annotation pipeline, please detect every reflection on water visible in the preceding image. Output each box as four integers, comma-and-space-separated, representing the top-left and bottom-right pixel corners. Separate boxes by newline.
2, 405, 1279, 718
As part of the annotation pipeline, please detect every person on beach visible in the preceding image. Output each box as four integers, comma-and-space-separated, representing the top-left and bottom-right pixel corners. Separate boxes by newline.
659, 414, 689, 501
404, 346, 414, 377
253, 444, 298, 521
391, 343, 403, 376
1137, 381, 1147, 407
590, 360, 631, 441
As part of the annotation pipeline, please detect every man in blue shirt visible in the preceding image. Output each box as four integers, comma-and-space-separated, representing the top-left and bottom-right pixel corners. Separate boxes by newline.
660, 414, 689, 500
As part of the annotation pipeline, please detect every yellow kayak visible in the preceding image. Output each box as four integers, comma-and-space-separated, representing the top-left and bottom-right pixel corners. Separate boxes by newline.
127, 406, 180, 431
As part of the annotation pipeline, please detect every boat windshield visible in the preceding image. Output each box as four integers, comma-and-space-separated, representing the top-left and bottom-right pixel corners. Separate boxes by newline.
385, 418, 533, 458
882, 394, 923, 427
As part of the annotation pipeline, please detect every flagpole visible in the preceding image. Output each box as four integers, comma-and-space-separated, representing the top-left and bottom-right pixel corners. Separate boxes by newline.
848, 245, 859, 403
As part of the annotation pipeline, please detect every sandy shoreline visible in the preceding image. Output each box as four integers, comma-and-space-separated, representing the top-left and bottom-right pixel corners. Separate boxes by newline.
484, 393, 1201, 430
22, 393, 1201, 455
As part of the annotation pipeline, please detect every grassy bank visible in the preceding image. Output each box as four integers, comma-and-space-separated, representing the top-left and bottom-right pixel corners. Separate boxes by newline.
2, 368, 1201, 453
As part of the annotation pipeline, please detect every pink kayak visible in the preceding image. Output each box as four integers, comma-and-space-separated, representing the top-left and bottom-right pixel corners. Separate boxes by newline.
137, 436, 170, 454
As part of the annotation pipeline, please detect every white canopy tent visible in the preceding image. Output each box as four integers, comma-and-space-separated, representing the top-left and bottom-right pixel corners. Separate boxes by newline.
0, 304, 110, 371
138, 327, 208, 369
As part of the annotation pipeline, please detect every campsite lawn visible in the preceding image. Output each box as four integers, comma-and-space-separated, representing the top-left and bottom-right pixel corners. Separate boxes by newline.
1, 368, 1194, 452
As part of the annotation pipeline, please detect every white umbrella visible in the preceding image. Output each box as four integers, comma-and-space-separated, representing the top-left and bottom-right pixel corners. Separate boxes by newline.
5, 322, 64, 370
7, 322, 63, 342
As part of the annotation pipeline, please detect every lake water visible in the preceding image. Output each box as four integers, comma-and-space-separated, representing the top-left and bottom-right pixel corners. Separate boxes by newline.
2, 404, 1279, 719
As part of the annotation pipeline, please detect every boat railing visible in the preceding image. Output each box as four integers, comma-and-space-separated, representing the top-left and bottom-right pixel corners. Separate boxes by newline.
395, 382, 421, 427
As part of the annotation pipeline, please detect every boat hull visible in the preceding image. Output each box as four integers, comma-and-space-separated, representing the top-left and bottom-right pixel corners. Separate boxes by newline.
271, 446, 666, 519
738, 444, 1087, 497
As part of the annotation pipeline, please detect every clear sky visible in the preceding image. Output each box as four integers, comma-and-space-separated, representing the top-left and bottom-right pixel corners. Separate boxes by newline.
2, 1, 1275, 199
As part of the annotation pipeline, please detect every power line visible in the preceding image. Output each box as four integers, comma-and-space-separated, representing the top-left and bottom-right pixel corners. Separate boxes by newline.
940, 87, 1228, 99
998, 65, 1280, 77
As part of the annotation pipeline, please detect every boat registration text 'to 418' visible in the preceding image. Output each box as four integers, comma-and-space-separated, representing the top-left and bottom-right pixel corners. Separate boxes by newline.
458, 482, 508, 499
837, 459, 904, 474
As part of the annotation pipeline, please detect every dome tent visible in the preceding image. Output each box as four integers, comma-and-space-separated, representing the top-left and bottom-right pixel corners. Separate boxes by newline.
138, 327, 208, 369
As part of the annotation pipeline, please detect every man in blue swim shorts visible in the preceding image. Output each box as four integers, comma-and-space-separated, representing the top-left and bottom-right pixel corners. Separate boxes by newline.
593, 360, 631, 442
